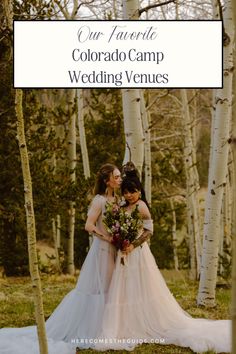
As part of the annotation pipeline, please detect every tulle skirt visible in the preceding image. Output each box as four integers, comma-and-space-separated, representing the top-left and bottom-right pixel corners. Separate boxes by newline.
95, 243, 231, 353
0, 237, 116, 353
0, 239, 231, 353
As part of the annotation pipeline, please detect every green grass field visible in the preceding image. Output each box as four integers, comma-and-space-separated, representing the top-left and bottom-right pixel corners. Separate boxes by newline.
0, 271, 231, 354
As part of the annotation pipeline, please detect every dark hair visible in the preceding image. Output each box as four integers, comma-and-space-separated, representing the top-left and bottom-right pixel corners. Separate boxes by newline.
94, 163, 118, 195
121, 162, 149, 207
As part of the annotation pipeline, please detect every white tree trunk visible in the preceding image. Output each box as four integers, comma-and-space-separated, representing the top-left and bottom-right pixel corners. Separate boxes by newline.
232, 117, 236, 354
197, 0, 233, 306
66, 89, 76, 275
77, 89, 90, 179
140, 91, 152, 205
51, 0, 78, 273
57, 214, 61, 248
54, 123, 63, 252
231, 0, 236, 351
181, 89, 201, 280
122, 89, 144, 174
122, 0, 144, 175
219, 175, 232, 276
76, 88, 92, 247
40, 90, 62, 273
170, 198, 179, 270
229, 146, 234, 244
15, 89, 48, 354
52, 217, 61, 273
122, 0, 139, 19
51, 127, 61, 273
225, 176, 232, 265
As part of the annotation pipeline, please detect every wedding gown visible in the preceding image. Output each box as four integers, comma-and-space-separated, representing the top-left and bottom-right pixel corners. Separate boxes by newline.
94, 220, 231, 353
0, 198, 232, 354
0, 195, 116, 354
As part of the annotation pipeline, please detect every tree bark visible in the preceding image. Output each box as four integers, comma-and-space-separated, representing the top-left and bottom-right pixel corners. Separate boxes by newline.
170, 198, 179, 270
181, 89, 201, 280
66, 89, 76, 275
50, 111, 61, 274
52, 0, 79, 275
77, 89, 90, 179
16, 89, 48, 354
122, 89, 144, 174
122, 0, 144, 175
52, 217, 61, 273
231, 0, 236, 351
76, 88, 92, 247
231, 97, 236, 354
140, 91, 152, 205
197, 0, 233, 306
219, 175, 232, 277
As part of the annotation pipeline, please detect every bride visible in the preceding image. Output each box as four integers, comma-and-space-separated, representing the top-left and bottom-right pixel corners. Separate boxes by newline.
94, 164, 231, 353
0, 163, 122, 354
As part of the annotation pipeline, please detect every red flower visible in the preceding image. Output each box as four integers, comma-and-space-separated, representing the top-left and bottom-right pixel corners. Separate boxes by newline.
122, 239, 130, 250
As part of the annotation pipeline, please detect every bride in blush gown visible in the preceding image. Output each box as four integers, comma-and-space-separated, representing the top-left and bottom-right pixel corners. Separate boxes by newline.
94, 164, 231, 353
0, 163, 122, 354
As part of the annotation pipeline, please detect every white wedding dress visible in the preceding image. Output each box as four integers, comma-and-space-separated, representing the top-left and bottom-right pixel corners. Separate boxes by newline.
0, 196, 232, 353
94, 221, 231, 353
0, 195, 116, 354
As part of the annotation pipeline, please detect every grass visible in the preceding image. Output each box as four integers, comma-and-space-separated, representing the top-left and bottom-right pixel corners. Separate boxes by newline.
0, 271, 231, 354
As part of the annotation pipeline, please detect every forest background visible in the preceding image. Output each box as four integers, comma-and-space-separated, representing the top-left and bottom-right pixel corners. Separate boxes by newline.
1, 1, 236, 351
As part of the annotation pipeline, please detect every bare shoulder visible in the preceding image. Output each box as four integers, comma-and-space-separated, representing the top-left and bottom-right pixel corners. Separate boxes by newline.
137, 200, 151, 219
88, 194, 104, 214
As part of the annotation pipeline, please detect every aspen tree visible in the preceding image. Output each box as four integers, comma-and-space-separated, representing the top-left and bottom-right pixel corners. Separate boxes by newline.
41, 90, 61, 273
122, 0, 144, 175
16, 89, 48, 354
76, 89, 92, 247
51, 2, 80, 274
140, 91, 152, 205
181, 89, 201, 280
231, 0, 236, 351
77, 89, 90, 179
66, 89, 76, 275
198, 0, 233, 306
170, 198, 179, 270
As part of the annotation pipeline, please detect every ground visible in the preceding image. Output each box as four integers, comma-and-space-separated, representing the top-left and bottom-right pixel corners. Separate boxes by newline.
0, 270, 231, 354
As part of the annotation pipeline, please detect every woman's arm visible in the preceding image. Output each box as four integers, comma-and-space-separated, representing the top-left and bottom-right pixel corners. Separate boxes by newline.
132, 229, 153, 248
85, 196, 111, 243
124, 201, 153, 253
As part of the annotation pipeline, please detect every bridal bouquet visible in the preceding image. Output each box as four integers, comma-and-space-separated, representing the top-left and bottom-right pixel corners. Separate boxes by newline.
103, 202, 143, 263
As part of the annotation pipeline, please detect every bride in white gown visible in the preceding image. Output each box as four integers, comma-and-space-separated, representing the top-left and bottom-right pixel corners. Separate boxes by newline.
0, 162, 231, 354
94, 165, 231, 353
0, 163, 122, 354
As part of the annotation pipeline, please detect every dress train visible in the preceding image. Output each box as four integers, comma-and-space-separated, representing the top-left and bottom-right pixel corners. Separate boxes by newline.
0, 236, 116, 354
95, 243, 231, 353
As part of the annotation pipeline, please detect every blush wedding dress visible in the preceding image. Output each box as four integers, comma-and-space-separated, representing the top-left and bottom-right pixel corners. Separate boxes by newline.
0, 195, 232, 353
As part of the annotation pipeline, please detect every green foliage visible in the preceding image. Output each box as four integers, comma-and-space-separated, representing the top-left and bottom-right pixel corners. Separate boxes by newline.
0, 83, 209, 275
150, 200, 174, 269
150, 198, 187, 269
197, 128, 211, 186
84, 89, 125, 171
0, 17, 29, 275
149, 135, 187, 269
218, 246, 232, 284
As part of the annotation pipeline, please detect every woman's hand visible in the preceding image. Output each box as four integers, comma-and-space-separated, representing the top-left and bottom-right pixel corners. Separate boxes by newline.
122, 244, 135, 255
100, 233, 112, 243
93, 231, 112, 243
104, 235, 112, 243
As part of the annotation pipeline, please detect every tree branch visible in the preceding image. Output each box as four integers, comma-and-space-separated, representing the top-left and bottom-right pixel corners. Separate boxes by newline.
151, 133, 181, 142
217, 0, 230, 46
139, 0, 176, 15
